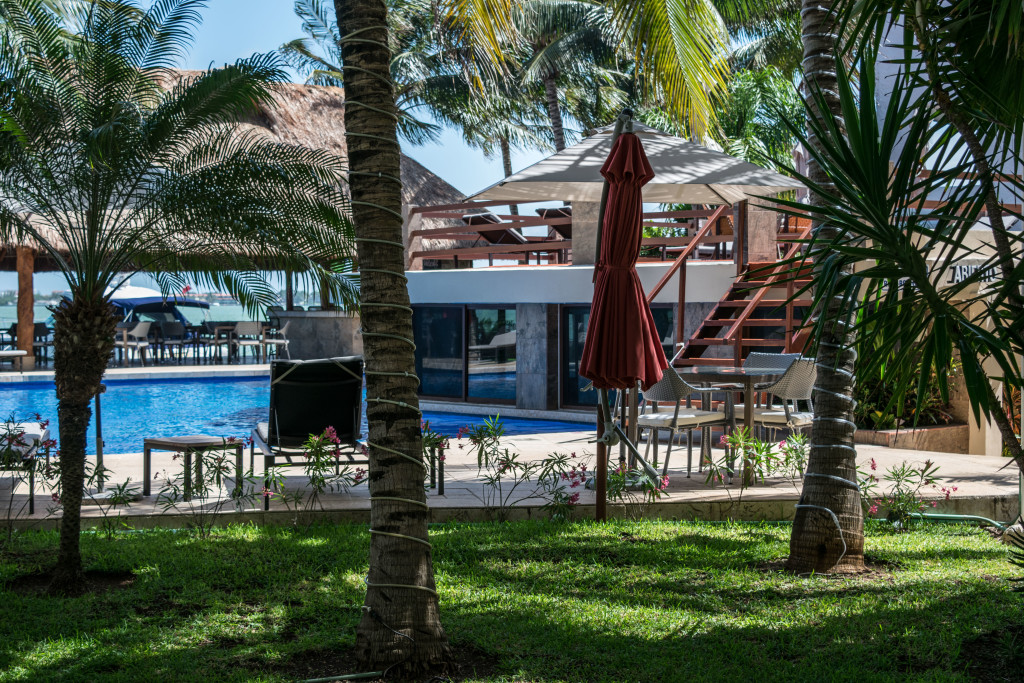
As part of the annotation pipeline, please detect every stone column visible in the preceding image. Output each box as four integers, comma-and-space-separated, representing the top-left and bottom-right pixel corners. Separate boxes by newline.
15, 246, 34, 371
570, 201, 601, 265
744, 201, 778, 264
516, 304, 558, 410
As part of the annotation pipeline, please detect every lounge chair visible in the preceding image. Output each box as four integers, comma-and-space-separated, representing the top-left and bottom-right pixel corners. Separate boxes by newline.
250, 356, 366, 509
462, 211, 528, 246
536, 206, 572, 239
468, 330, 516, 362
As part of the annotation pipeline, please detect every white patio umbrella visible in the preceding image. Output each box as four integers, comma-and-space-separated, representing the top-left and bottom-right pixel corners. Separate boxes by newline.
470, 121, 804, 204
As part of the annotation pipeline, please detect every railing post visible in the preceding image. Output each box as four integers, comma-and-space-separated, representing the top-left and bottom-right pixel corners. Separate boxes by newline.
676, 259, 687, 349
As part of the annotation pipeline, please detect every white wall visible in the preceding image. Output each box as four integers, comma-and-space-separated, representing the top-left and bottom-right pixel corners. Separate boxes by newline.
406, 261, 735, 305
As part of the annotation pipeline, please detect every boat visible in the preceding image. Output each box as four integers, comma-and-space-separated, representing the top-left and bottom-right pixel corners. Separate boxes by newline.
103, 283, 211, 326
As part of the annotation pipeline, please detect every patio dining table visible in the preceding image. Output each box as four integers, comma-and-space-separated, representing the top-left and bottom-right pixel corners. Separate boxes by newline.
677, 366, 784, 485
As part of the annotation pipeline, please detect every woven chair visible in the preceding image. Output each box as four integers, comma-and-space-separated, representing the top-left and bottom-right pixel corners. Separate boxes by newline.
638, 367, 728, 477
158, 321, 188, 364
734, 358, 817, 435
233, 322, 263, 363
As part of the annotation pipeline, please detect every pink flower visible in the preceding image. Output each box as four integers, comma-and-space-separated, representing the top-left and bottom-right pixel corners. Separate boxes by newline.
360, 443, 368, 456
324, 426, 341, 445
568, 493, 580, 505
719, 434, 728, 446
354, 468, 367, 484
931, 501, 938, 507
660, 475, 670, 490
870, 458, 877, 471
261, 487, 275, 499
182, 285, 192, 295
50, 492, 61, 504
437, 453, 445, 462
868, 504, 878, 514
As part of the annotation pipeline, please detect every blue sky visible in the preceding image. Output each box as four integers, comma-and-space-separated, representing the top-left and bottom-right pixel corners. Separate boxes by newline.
2, 0, 547, 292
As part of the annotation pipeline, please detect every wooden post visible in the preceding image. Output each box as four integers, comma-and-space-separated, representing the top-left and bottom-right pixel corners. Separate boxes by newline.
675, 259, 687, 348
595, 409, 607, 521
319, 274, 332, 311
285, 271, 294, 311
15, 246, 34, 371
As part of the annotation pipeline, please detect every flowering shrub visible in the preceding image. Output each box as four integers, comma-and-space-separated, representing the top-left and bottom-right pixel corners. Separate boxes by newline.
463, 416, 591, 521
157, 436, 260, 538
1, 414, 56, 546
267, 426, 368, 524
858, 458, 955, 529
606, 463, 669, 521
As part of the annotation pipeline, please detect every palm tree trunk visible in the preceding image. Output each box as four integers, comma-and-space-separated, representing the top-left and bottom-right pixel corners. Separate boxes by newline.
542, 72, 566, 151
48, 294, 116, 595
501, 136, 519, 215
786, 0, 865, 574
334, 0, 451, 673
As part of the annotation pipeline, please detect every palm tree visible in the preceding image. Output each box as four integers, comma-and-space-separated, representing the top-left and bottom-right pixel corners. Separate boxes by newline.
281, 0, 447, 145
0, 0, 357, 595
783, 0, 866, 574
840, 0, 1024, 460
334, 0, 450, 673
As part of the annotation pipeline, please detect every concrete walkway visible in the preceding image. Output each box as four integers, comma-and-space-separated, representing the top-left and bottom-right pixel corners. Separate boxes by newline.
3, 428, 1020, 528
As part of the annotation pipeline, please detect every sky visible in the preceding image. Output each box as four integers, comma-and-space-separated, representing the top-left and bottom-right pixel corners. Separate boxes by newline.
1, 0, 548, 293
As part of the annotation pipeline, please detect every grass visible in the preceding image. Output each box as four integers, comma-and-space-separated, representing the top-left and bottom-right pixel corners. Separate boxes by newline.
0, 521, 1021, 682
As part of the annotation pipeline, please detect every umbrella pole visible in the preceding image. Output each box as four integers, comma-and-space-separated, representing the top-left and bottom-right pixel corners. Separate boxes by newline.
593, 109, 633, 522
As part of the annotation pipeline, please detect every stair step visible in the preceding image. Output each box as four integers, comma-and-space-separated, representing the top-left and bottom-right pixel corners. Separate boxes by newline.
714, 300, 812, 307
700, 319, 789, 327
684, 338, 787, 348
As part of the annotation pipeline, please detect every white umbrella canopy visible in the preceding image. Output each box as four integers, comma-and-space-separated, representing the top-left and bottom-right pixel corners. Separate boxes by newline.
470, 122, 804, 204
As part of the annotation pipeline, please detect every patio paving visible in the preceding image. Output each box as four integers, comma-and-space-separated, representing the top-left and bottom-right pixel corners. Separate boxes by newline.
2, 428, 1020, 528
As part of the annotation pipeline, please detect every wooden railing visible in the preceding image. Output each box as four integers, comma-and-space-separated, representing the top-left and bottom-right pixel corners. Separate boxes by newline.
721, 220, 814, 362
407, 202, 733, 269
644, 205, 731, 343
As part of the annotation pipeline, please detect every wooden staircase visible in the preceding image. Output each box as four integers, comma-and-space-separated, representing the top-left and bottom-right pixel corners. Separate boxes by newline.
674, 218, 814, 368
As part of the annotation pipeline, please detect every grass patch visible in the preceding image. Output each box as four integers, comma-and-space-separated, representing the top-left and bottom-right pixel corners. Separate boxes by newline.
0, 521, 1019, 681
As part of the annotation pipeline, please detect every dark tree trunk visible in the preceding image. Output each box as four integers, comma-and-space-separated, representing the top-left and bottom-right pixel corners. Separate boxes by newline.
787, 0, 865, 574
334, 0, 451, 673
501, 136, 518, 215
48, 294, 115, 595
542, 72, 566, 151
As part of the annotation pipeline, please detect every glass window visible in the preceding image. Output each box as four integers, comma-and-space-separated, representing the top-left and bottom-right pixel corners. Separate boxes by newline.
650, 305, 675, 360
562, 306, 595, 406
467, 307, 516, 402
413, 306, 464, 398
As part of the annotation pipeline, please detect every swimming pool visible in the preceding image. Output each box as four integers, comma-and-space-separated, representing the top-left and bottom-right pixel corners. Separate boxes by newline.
0, 376, 585, 454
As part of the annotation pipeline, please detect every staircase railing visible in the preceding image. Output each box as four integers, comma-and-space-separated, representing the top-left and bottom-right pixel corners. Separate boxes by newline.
720, 220, 814, 362
645, 204, 730, 343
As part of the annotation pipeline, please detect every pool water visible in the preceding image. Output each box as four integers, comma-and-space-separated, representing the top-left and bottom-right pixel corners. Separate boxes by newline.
0, 377, 584, 454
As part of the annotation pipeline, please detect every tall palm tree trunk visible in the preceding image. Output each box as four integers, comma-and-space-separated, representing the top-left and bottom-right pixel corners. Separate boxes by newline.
49, 294, 116, 595
334, 0, 451, 672
786, 0, 865, 574
500, 136, 519, 215
542, 72, 566, 151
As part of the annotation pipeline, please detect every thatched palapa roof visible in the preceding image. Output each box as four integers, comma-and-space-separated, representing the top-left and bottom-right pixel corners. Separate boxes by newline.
0, 74, 464, 272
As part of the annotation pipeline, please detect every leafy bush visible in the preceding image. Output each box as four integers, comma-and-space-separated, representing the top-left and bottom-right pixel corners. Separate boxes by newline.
858, 458, 957, 529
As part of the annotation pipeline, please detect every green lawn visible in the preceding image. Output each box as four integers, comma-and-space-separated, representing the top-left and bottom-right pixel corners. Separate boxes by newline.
0, 521, 1020, 682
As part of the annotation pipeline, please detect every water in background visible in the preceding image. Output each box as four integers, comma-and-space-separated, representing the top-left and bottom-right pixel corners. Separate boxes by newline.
0, 303, 256, 327
1, 376, 585, 454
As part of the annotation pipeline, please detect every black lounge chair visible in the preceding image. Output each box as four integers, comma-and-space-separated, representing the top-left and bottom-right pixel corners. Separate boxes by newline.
536, 206, 572, 239
251, 356, 366, 509
462, 211, 528, 245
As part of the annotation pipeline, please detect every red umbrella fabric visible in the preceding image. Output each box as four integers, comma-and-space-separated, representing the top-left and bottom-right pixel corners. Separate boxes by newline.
579, 132, 668, 391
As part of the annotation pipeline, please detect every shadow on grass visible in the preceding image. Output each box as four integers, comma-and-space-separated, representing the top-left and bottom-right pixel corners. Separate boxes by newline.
0, 521, 1018, 682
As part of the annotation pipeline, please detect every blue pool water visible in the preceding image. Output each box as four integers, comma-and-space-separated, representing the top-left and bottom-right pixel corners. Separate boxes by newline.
0, 376, 584, 454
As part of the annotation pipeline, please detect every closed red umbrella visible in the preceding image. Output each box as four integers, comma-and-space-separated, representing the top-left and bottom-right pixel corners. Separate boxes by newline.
579, 131, 667, 391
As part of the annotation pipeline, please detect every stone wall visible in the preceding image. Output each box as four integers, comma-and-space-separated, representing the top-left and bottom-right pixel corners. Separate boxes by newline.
516, 303, 558, 411
276, 310, 362, 360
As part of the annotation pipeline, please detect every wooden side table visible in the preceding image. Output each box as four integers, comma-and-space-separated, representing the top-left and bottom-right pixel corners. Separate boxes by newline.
143, 436, 244, 500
